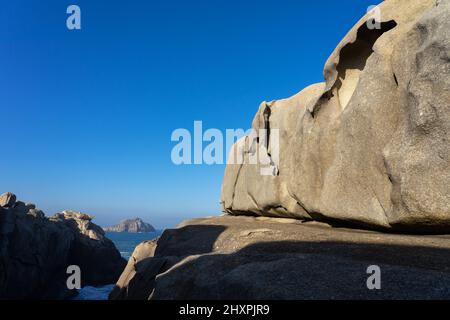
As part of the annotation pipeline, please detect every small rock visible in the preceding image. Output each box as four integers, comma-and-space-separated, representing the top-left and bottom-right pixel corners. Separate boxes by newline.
62, 210, 93, 221
0, 192, 16, 208
26, 203, 36, 210
13, 201, 28, 217
28, 209, 45, 219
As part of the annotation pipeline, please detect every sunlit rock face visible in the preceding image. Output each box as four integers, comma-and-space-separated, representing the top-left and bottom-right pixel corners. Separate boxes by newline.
221, 0, 450, 232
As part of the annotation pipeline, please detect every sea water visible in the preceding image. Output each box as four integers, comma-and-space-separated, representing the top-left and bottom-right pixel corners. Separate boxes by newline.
74, 231, 162, 300
106, 231, 163, 260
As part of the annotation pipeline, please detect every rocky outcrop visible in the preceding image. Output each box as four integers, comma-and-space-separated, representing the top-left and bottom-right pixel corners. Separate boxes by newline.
104, 218, 155, 233
221, 0, 450, 232
0, 193, 126, 299
110, 215, 450, 299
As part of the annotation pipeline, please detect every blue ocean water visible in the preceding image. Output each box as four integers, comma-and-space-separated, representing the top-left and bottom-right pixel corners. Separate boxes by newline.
74, 231, 162, 300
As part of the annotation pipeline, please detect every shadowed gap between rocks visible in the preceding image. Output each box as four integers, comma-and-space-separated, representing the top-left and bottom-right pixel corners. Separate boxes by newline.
154, 225, 227, 257
235, 207, 450, 235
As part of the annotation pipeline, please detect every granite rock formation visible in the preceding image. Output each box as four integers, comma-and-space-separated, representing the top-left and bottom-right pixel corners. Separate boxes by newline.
221, 0, 450, 232
0, 192, 126, 299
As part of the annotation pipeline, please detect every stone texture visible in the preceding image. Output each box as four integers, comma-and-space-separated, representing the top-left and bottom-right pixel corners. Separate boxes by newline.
110, 216, 450, 300
221, 0, 450, 232
0, 193, 126, 299
0, 192, 16, 208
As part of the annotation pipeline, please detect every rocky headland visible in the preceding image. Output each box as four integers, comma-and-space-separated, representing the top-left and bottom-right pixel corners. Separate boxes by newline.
110, 0, 450, 300
0, 192, 126, 299
104, 218, 155, 233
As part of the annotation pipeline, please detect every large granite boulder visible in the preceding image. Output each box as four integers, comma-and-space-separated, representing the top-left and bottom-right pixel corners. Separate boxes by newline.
110, 216, 450, 300
0, 193, 126, 299
221, 0, 450, 232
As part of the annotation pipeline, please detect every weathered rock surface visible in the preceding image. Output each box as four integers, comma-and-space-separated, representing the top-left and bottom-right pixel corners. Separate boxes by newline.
104, 218, 155, 233
0, 192, 16, 208
110, 215, 450, 300
0, 193, 126, 299
221, 0, 450, 232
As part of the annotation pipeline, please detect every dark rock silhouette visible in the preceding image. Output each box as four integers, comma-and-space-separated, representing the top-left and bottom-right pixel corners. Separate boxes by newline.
0, 192, 126, 299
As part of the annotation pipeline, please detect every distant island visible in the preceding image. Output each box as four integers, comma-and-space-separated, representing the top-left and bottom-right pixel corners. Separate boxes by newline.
104, 218, 155, 233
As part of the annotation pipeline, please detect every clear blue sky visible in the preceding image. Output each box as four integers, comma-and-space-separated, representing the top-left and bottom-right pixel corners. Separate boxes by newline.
0, 0, 381, 229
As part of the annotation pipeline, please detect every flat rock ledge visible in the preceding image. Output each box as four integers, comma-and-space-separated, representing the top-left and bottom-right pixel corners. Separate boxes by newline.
110, 215, 450, 300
